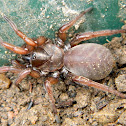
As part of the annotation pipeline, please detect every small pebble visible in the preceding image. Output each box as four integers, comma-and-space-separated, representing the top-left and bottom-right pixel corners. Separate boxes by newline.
8, 111, 15, 119
28, 115, 38, 124
92, 109, 117, 124
62, 117, 87, 125
74, 87, 90, 108
0, 74, 11, 89
114, 47, 126, 65
117, 110, 126, 125
59, 93, 68, 101
115, 74, 126, 92
68, 85, 77, 98
92, 99, 126, 125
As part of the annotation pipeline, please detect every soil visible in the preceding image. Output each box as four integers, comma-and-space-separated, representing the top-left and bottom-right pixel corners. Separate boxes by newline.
0, 27, 126, 126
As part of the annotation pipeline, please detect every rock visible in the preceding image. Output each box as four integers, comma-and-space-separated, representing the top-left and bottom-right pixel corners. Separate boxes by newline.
117, 110, 126, 125
28, 115, 38, 124
114, 46, 126, 65
68, 85, 77, 98
92, 108, 118, 124
74, 87, 90, 108
62, 117, 88, 126
59, 93, 69, 101
0, 74, 11, 89
92, 99, 126, 125
115, 74, 126, 92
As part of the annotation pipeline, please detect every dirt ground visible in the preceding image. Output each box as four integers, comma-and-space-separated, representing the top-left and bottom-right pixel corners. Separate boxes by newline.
0, 27, 126, 126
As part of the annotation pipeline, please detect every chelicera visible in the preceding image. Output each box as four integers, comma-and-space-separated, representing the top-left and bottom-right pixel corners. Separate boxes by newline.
0, 7, 126, 123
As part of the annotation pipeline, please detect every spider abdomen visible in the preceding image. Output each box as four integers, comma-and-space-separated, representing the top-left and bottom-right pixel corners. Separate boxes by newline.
64, 43, 115, 80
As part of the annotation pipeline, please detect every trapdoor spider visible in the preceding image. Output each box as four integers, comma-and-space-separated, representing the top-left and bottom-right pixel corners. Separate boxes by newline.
0, 7, 126, 123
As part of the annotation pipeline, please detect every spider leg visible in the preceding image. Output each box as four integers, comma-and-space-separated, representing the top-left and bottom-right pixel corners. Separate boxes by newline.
44, 77, 61, 123
0, 66, 30, 90
11, 60, 26, 68
58, 7, 93, 42
72, 74, 126, 98
0, 64, 40, 91
0, 66, 22, 73
11, 60, 40, 78
30, 70, 40, 78
15, 68, 31, 87
3, 15, 37, 47
0, 37, 29, 54
70, 29, 126, 46
36, 36, 48, 46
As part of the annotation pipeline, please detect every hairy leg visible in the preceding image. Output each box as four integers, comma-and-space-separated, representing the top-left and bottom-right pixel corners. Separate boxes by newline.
44, 77, 61, 123
3, 15, 36, 47
0, 37, 29, 54
15, 68, 31, 86
72, 74, 126, 98
57, 7, 93, 45
0, 66, 22, 73
70, 29, 126, 46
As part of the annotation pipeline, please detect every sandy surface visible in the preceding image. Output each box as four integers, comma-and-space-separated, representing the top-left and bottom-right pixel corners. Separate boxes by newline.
0, 28, 126, 126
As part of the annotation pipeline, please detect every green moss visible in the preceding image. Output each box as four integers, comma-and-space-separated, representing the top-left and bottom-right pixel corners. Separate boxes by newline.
0, 0, 125, 66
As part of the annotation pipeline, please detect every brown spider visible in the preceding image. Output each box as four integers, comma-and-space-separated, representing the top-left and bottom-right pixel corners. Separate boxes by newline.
0, 7, 126, 123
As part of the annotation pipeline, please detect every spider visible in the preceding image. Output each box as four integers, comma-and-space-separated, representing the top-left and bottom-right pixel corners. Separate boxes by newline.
0, 7, 126, 123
